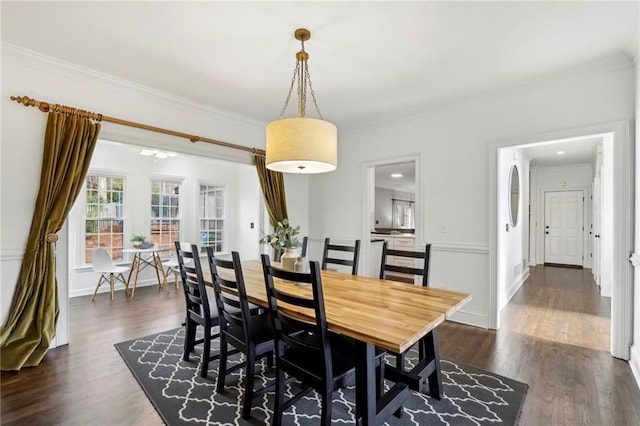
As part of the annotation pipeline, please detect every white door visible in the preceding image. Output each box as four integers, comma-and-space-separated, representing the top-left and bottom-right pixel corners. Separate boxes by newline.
544, 190, 584, 266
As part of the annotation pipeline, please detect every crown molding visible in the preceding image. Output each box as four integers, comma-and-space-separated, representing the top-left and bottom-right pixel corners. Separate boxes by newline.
1, 42, 266, 130
344, 53, 636, 133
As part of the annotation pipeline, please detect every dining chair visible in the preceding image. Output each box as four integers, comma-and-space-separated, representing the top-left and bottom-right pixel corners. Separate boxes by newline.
321, 237, 361, 275
260, 254, 385, 426
274, 236, 308, 262
162, 253, 180, 288
163, 242, 192, 288
91, 247, 130, 301
379, 242, 442, 399
207, 248, 274, 420
380, 241, 431, 286
175, 241, 224, 378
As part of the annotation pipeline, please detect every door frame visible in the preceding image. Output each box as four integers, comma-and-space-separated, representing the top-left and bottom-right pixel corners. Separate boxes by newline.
489, 120, 633, 359
539, 188, 589, 267
362, 154, 422, 278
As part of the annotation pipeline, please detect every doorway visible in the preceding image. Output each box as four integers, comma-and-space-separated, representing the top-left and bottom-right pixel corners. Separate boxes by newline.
543, 190, 584, 266
490, 120, 633, 360
362, 154, 421, 278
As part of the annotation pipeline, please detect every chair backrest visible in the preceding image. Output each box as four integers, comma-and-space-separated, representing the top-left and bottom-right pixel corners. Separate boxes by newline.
321, 238, 361, 275
207, 249, 254, 345
275, 236, 308, 262
260, 254, 332, 383
92, 247, 117, 272
379, 242, 432, 287
175, 242, 212, 325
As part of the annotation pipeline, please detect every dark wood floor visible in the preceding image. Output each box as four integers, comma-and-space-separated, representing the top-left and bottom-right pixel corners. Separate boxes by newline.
2, 266, 640, 425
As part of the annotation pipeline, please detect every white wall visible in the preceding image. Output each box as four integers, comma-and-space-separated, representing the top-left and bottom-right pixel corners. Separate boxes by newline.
66, 140, 262, 298
308, 55, 635, 329
496, 147, 530, 316
0, 46, 310, 334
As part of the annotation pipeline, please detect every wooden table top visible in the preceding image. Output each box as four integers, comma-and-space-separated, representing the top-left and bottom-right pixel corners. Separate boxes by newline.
206, 259, 471, 354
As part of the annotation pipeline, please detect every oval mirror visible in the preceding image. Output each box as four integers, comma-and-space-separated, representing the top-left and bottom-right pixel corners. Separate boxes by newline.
509, 165, 520, 227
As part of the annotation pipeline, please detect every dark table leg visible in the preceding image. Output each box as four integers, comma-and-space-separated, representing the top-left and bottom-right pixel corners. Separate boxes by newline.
356, 341, 409, 426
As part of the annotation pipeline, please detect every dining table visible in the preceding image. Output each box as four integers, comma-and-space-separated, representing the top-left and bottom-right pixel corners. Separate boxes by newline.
204, 258, 470, 425
122, 246, 171, 298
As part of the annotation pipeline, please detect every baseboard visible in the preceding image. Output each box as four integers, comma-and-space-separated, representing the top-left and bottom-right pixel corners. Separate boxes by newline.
447, 309, 489, 329
630, 345, 640, 389
68, 279, 172, 298
500, 267, 530, 311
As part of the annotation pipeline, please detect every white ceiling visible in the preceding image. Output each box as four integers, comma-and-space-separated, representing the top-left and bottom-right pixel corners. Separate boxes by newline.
521, 136, 601, 168
2, 1, 637, 131
375, 161, 416, 193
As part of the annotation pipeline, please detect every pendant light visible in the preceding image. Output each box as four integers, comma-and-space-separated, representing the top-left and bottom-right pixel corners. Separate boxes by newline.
266, 28, 337, 174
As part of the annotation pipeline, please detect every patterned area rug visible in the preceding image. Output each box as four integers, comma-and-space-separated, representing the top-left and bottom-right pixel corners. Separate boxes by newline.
115, 328, 527, 425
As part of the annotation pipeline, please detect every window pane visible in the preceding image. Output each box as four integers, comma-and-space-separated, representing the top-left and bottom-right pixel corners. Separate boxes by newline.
151, 180, 181, 253
84, 175, 125, 263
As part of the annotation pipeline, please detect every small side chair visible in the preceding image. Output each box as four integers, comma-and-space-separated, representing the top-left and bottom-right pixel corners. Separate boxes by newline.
91, 247, 130, 301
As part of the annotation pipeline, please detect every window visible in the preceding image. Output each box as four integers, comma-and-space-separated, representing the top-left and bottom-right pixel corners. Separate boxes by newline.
200, 185, 224, 252
150, 180, 181, 251
85, 175, 124, 263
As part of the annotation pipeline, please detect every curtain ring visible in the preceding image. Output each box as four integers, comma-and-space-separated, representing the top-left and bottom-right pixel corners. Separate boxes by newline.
45, 233, 58, 243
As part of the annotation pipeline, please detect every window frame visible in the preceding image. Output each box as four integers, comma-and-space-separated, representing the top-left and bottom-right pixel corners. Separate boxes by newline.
83, 173, 126, 264
149, 179, 182, 254
199, 182, 226, 254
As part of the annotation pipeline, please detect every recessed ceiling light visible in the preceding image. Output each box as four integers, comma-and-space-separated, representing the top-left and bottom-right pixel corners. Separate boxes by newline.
556, 151, 565, 155
390, 173, 403, 178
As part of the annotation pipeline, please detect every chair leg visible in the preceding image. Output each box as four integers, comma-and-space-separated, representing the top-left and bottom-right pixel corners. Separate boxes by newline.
200, 327, 212, 378
216, 337, 228, 393
92, 275, 104, 301
121, 273, 129, 295
241, 348, 256, 419
272, 367, 285, 426
109, 273, 116, 300
320, 386, 332, 426
183, 320, 196, 361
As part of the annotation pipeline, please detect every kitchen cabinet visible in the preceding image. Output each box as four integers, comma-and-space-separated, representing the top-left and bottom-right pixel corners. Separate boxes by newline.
371, 234, 416, 280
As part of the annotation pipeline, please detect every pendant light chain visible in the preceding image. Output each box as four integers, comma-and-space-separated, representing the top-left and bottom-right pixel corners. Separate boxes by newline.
306, 65, 324, 120
277, 61, 299, 119
275, 33, 323, 120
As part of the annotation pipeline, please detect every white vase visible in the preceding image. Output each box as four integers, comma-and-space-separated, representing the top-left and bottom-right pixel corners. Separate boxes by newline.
281, 247, 298, 271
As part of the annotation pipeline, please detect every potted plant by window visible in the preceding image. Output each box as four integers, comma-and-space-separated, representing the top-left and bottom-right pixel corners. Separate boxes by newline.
259, 218, 300, 271
131, 234, 147, 248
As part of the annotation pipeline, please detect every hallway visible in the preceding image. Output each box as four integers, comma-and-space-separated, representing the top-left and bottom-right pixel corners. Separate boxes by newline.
438, 265, 640, 425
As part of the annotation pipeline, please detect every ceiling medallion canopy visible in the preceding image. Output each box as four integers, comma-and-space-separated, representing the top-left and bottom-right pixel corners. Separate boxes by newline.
266, 28, 337, 174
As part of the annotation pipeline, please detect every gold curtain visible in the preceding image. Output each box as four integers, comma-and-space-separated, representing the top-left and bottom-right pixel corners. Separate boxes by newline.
254, 155, 288, 227
0, 112, 100, 370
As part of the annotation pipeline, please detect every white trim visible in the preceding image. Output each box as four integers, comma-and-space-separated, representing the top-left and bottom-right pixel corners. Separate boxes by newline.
0, 249, 25, 261
346, 53, 634, 132
502, 267, 530, 312
428, 242, 489, 255
447, 310, 489, 329
1, 43, 264, 130
489, 120, 634, 360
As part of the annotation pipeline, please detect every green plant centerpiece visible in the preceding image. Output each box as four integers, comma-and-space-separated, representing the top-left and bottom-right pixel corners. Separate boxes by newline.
259, 219, 300, 271
131, 234, 148, 248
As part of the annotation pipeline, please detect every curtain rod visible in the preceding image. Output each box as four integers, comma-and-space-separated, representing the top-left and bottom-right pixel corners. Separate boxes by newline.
10, 96, 266, 157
